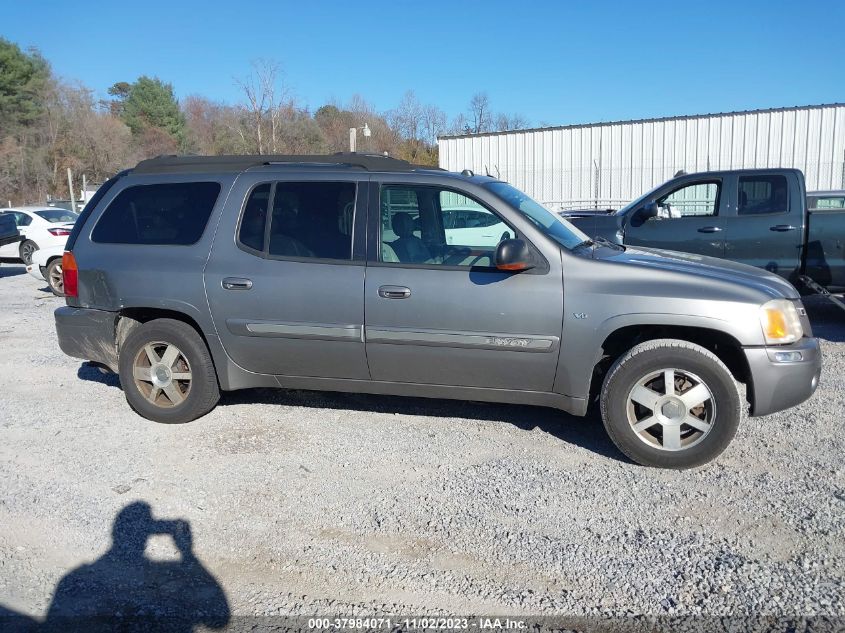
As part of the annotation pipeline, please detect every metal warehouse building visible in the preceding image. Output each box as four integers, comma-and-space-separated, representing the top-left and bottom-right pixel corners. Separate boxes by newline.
438, 103, 845, 210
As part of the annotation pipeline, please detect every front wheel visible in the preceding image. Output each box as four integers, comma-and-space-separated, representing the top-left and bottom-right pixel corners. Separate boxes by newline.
600, 339, 741, 469
118, 319, 220, 423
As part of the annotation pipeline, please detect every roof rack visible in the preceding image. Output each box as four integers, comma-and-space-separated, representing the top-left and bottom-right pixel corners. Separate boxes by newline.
133, 153, 443, 174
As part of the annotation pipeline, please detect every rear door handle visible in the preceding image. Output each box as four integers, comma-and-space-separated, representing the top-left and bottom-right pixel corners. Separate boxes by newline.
697, 226, 723, 233
770, 225, 798, 232
378, 285, 411, 299
222, 277, 253, 290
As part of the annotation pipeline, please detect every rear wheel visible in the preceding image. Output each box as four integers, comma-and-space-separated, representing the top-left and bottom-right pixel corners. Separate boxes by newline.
600, 339, 741, 469
118, 319, 219, 423
19, 240, 37, 265
46, 258, 64, 296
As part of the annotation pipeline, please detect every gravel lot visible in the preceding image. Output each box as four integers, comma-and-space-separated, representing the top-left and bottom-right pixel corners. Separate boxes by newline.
0, 263, 843, 626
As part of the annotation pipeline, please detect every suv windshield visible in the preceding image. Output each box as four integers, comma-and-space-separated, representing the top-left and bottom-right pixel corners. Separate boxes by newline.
35, 209, 79, 223
485, 182, 589, 250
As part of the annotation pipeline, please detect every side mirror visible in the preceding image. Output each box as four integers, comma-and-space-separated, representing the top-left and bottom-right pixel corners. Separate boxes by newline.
630, 202, 659, 228
495, 238, 533, 272
642, 202, 659, 220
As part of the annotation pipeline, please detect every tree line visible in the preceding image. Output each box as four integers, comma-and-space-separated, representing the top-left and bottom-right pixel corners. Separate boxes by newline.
0, 39, 529, 205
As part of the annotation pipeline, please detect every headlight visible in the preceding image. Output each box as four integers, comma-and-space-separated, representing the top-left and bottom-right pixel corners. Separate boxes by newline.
759, 299, 803, 345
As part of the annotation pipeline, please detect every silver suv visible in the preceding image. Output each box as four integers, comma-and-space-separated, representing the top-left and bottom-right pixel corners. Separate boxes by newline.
54, 154, 821, 468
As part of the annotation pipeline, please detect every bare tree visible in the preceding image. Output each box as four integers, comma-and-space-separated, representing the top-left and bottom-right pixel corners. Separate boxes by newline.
468, 92, 492, 133
421, 104, 446, 145
390, 90, 423, 140
495, 112, 529, 132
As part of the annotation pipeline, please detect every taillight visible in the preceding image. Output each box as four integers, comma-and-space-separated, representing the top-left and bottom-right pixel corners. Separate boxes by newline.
62, 251, 78, 297
48, 228, 72, 237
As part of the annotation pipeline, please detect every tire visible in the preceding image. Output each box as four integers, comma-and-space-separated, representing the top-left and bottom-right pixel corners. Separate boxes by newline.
19, 240, 37, 265
118, 319, 219, 423
600, 338, 741, 469
46, 258, 64, 296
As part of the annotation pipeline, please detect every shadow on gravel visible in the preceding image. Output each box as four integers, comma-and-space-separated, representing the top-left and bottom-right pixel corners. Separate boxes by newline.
77, 362, 121, 388
803, 295, 845, 343
0, 265, 25, 278
0, 502, 230, 632
74, 361, 626, 462
221, 387, 629, 463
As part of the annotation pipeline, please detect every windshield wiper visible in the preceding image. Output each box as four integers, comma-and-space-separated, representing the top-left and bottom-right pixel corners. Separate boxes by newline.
593, 235, 625, 251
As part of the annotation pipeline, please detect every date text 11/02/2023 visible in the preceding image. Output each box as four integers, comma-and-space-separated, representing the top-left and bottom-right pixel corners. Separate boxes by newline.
307, 617, 527, 630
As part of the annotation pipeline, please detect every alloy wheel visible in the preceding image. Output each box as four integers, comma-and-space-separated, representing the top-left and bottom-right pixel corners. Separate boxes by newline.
626, 368, 716, 451
132, 341, 193, 408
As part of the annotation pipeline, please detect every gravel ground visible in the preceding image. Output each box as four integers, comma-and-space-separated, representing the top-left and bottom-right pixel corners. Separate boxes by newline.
0, 264, 843, 627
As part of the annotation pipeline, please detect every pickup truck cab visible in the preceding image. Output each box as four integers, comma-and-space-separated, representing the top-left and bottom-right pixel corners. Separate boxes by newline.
53, 155, 821, 469
565, 169, 845, 293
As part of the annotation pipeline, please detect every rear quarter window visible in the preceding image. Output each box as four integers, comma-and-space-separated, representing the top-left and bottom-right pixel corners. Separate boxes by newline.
91, 182, 221, 245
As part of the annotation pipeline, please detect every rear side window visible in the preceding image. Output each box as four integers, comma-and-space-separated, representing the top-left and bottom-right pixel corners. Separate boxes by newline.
738, 175, 788, 215
237, 181, 356, 260
92, 182, 221, 245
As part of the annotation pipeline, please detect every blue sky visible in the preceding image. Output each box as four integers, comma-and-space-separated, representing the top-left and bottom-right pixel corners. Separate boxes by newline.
3, 0, 844, 128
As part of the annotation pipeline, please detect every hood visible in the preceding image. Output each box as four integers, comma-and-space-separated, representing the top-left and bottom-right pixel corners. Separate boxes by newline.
566, 213, 623, 243
591, 244, 800, 301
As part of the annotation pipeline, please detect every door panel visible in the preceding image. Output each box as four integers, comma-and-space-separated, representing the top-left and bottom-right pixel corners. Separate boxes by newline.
204, 175, 369, 379
365, 266, 562, 390
724, 173, 804, 280
364, 181, 563, 392
624, 180, 725, 258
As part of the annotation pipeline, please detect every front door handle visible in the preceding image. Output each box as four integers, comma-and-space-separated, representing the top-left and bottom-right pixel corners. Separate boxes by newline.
770, 225, 798, 232
697, 226, 723, 233
378, 285, 411, 299
222, 277, 253, 290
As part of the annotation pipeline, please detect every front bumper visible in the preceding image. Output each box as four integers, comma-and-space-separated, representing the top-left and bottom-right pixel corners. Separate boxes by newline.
54, 306, 118, 371
25, 263, 45, 281
744, 337, 822, 417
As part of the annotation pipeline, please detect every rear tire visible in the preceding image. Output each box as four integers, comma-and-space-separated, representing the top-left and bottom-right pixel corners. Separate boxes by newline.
46, 258, 64, 296
118, 319, 219, 423
600, 338, 741, 469
19, 240, 37, 265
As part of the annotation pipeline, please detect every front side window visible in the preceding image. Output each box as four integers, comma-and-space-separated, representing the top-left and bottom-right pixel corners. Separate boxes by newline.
658, 182, 719, 218
738, 175, 788, 215
238, 181, 355, 261
380, 186, 514, 267
92, 182, 221, 245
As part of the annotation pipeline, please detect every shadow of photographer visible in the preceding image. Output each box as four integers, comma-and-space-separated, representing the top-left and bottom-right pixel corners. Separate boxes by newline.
1, 502, 230, 632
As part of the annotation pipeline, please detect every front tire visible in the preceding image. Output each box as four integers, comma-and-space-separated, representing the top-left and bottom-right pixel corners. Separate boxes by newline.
19, 240, 37, 265
600, 338, 741, 469
118, 319, 219, 423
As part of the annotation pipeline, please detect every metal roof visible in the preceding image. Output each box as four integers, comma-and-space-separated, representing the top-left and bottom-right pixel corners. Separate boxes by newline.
133, 153, 443, 174
438, 102, 845, 140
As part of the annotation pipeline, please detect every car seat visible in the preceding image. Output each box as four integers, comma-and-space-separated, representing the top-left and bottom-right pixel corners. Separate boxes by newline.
389, 212, 430, 263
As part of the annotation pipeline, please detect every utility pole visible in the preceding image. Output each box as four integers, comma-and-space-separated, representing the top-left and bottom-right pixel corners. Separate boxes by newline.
82, 173, 87, 206
67, 168, 76, 212
349, 123, 371, 152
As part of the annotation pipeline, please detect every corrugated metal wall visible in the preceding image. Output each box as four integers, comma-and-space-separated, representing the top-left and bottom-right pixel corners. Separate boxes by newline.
438, 104, 845, 210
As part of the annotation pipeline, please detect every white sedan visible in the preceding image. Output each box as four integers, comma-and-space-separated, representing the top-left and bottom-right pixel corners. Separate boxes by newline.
26, 244, 66, 296
0, 207, 78, 265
